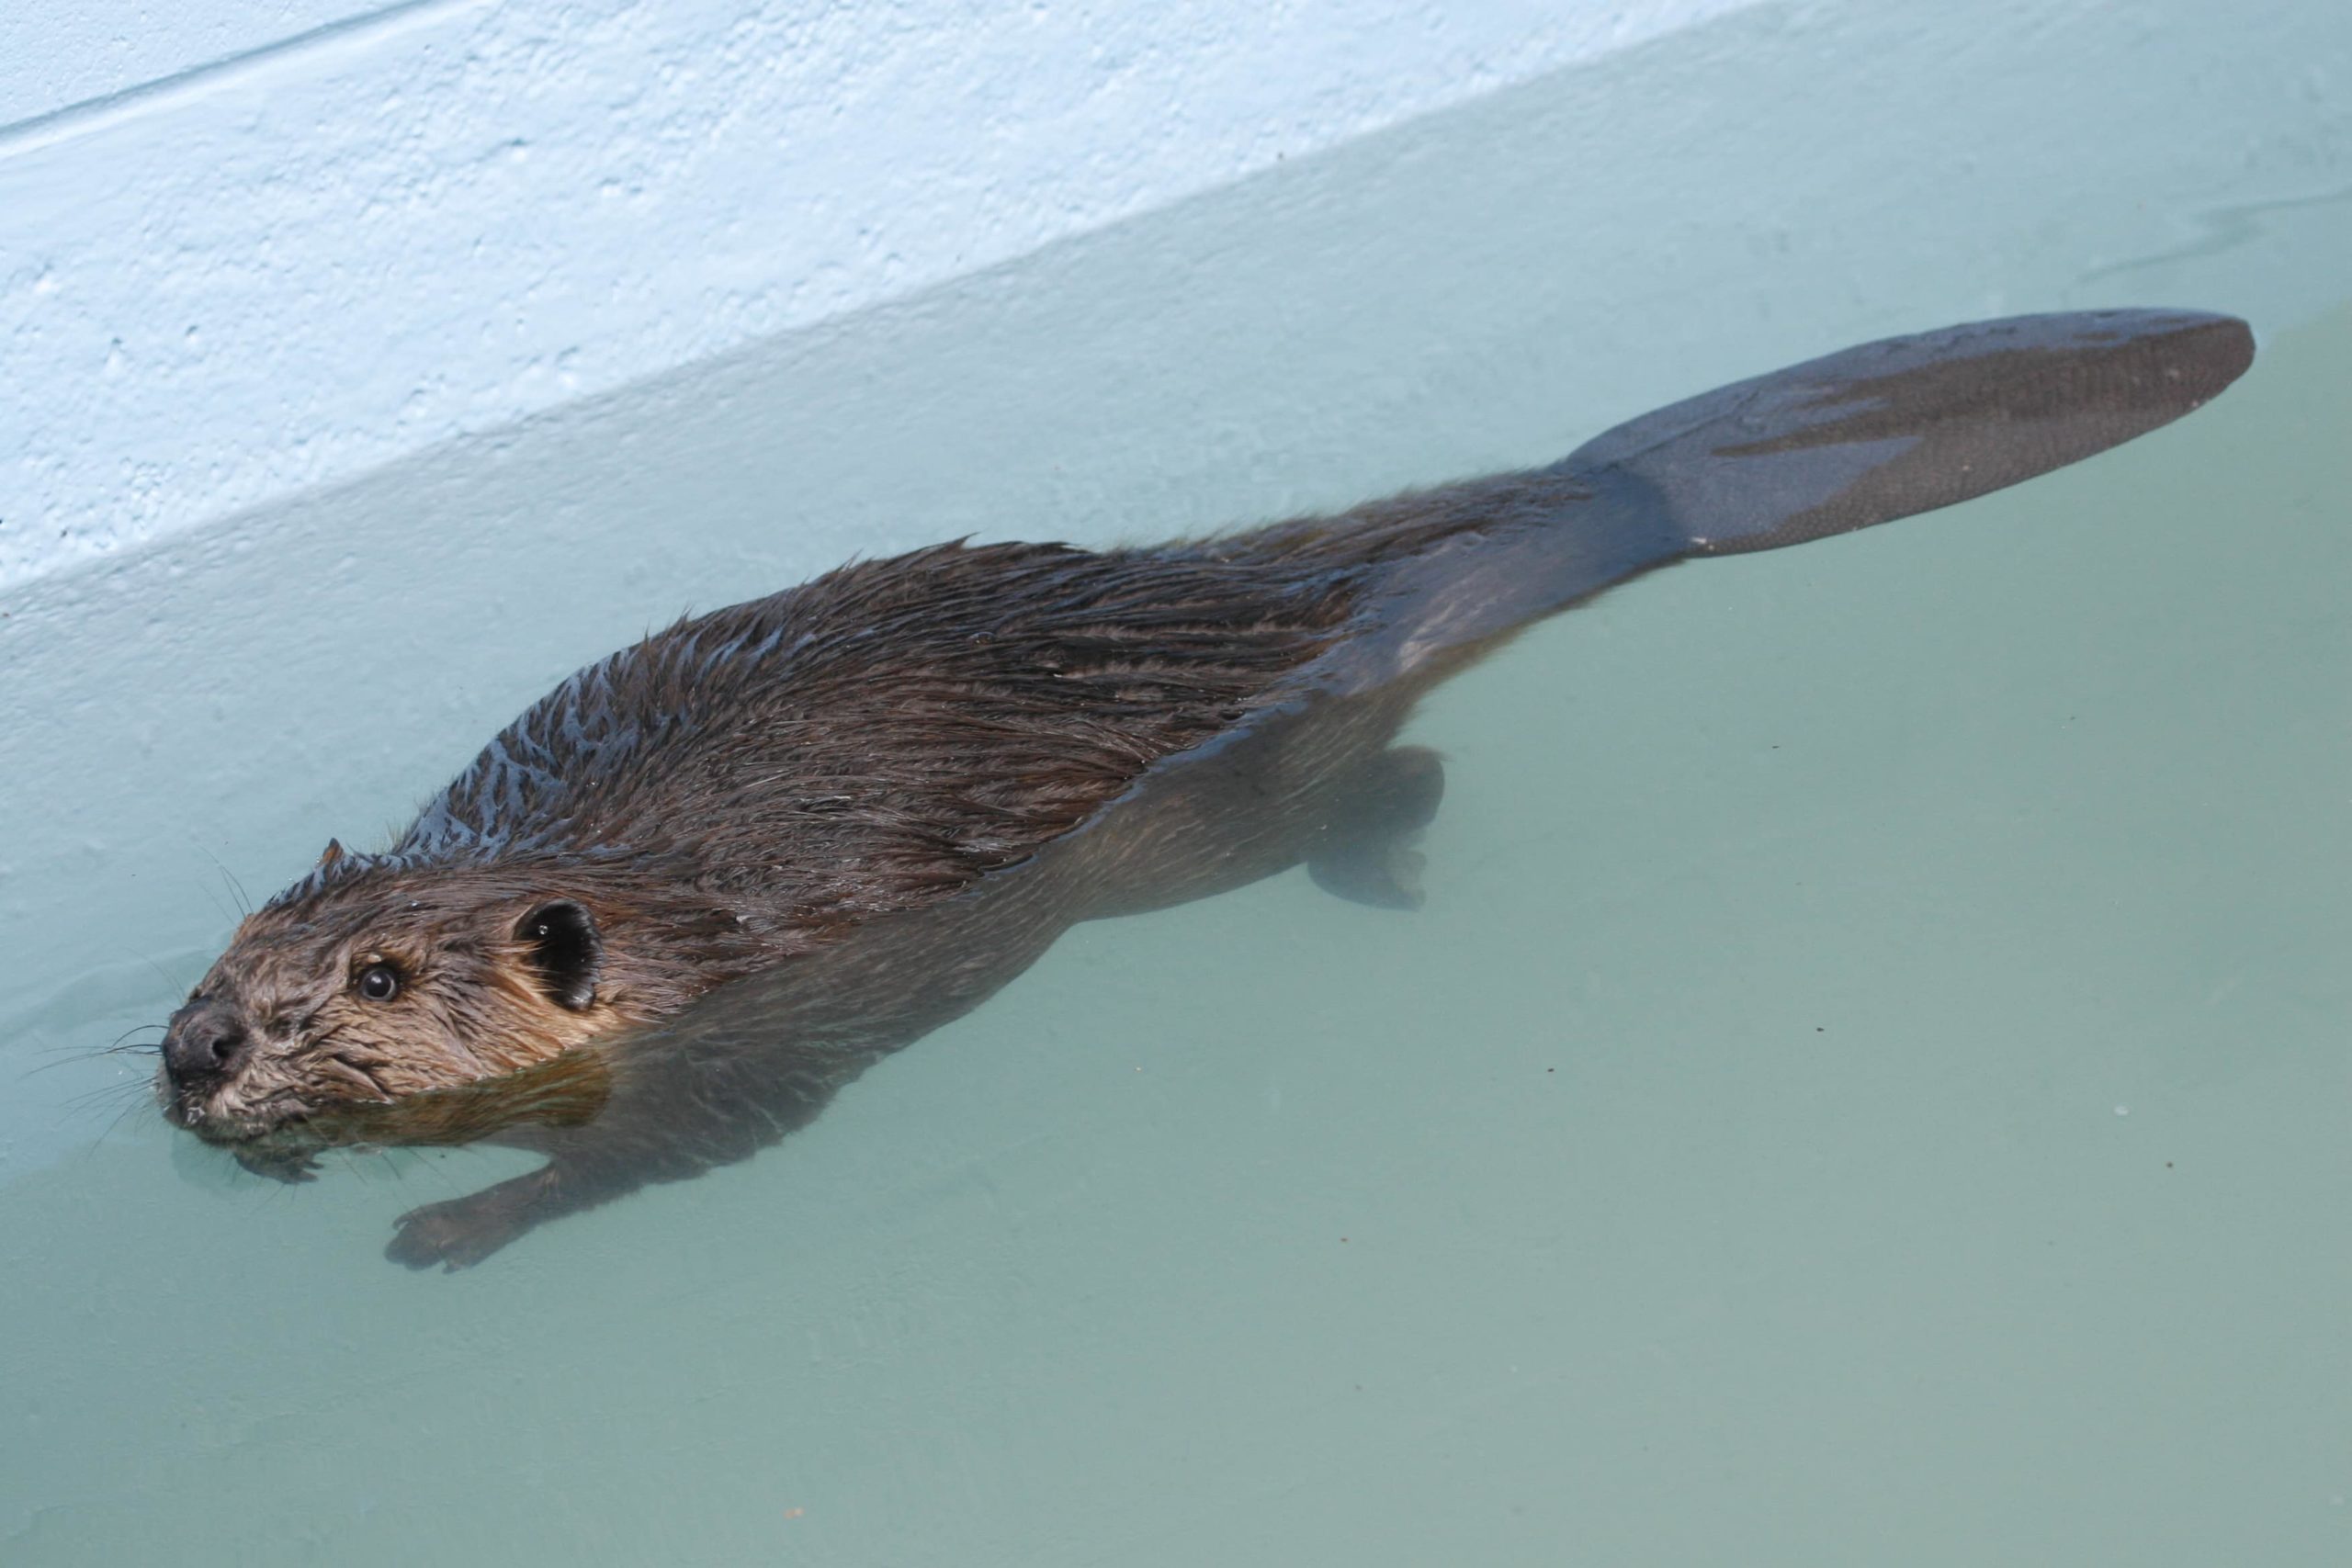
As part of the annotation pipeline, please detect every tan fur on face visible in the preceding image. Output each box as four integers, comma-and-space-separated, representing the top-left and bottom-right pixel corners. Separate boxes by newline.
157, 852, 763, 1146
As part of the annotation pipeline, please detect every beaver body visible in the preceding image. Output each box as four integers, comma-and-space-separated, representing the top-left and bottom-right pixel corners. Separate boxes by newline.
153, 310, 2255, 1267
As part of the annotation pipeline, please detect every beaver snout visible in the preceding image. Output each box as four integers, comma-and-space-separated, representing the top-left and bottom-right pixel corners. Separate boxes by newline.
161, 1000, 251, 1096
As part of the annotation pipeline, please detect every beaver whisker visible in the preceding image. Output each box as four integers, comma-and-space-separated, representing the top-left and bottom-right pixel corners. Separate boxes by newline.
21, 1032, 164, 1080
62, 1077, 153, 1115
89, 1093, 158, 1153
187, 842, 254, 919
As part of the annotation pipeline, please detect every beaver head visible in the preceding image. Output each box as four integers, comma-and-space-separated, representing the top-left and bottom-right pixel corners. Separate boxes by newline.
155, 840, 765, 1168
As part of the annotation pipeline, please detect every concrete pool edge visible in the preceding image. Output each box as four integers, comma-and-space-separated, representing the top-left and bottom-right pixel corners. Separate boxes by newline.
0, 0, 1763, 592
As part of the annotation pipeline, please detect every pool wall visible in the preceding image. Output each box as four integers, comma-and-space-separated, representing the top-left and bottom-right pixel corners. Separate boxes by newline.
0, 0, 1757, 589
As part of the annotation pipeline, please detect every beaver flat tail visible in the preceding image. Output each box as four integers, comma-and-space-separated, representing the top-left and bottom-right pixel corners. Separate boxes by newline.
1309, 310, 2254, 685
1564, 308, 2255, 556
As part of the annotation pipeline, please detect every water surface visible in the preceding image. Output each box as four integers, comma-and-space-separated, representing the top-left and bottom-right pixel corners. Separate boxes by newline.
4, 1, 2349, 1562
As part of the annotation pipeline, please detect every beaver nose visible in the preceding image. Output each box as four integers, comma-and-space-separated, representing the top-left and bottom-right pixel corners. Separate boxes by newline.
162, 1003, 250, 1087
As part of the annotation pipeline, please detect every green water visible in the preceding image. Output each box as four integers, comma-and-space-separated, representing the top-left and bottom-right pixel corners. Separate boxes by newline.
5, 1, 2349, 1562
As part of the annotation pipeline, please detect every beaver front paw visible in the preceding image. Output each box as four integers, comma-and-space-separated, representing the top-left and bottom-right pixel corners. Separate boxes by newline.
232, 1145, 319, 1183
386, 1191, 528, 1271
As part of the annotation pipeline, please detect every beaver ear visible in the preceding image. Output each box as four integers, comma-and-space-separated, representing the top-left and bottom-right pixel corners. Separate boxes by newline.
516, 901, 600, 1010
317, 838, 345, 870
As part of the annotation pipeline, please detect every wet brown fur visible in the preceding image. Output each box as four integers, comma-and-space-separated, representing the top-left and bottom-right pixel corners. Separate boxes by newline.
162, 494, 1524, 1148
148, 309, 2256, 1263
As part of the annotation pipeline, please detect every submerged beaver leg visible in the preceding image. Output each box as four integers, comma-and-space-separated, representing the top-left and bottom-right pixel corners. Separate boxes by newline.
387, 1169, 560, 1270
385, 1158, 638, 1270
1306, 745, 1445, 909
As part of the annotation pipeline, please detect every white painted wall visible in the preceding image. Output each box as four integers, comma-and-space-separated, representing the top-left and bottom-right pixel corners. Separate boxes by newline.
0, 1, 379, 125
0, 0, 1755, 590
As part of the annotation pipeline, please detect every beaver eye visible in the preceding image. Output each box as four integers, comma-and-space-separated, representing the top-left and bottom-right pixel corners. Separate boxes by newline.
356, 963, 401, 1003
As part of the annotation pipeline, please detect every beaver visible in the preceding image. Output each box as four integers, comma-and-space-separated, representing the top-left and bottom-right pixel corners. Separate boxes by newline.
154, 309, 2255, 1267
